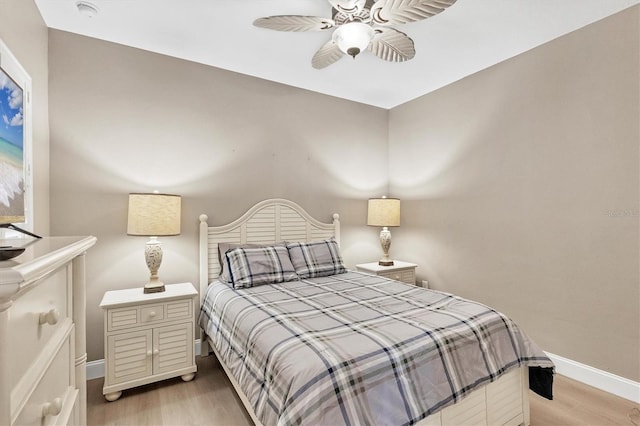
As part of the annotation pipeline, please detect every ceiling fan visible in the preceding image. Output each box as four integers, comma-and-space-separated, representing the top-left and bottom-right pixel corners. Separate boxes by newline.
253, 0, 457, 69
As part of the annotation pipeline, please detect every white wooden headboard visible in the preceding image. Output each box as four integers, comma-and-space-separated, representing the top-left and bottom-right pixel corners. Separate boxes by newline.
198, 198, 340, 302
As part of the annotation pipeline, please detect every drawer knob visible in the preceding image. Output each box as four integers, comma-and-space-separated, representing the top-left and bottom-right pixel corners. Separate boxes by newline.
149, 311, 156, 317
39, 308, 60, 326
42, 397, 62, 417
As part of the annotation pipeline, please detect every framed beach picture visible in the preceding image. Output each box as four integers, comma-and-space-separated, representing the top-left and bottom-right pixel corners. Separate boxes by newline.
0, 38, 33, 237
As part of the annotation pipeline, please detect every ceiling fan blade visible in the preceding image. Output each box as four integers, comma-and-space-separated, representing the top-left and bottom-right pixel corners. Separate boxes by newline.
328, 0, 367, 15
368, 27, 415, 62
312, 40, 345, 69
370, 0, 457, 25
253, 15, 335, 32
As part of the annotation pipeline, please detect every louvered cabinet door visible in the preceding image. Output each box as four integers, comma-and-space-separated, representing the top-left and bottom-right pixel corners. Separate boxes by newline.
106, 330, 153, 385
153, 323, 193, 375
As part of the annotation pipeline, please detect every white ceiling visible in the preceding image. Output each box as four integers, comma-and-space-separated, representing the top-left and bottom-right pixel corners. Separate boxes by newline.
35, 0, 639, 109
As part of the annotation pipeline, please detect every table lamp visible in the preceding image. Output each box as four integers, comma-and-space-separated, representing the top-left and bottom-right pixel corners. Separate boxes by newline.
127, 193, 181, 293
367, 197, 400, 266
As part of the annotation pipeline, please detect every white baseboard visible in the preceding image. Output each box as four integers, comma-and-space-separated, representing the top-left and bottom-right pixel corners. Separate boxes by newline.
545, 352, 640, 403
86, 358, 104, 380
86, 342, 638, 403
87, 339, 202, 381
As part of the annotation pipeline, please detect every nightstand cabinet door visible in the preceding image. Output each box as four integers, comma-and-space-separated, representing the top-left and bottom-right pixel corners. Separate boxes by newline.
107, 329, 153, 385
154, 323, 194, 375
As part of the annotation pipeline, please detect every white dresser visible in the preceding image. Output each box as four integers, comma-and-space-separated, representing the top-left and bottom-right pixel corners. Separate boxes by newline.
0, 236, 96, 426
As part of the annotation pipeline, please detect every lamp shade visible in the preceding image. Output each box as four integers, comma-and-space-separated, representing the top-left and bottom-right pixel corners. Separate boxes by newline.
127, 193, 181, 236
367, 197, 400, 227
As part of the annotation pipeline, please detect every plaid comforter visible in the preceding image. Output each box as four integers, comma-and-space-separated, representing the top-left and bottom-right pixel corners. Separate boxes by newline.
199, 271, 553, 426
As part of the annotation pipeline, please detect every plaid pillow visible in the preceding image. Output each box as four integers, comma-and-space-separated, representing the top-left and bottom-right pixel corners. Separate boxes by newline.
286, 238, 346, 279
218, 242, 285, 283
226, 246, 298, 289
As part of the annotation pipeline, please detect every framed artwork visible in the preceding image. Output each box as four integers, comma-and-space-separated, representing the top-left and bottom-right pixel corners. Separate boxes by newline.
0, 38, 33, 237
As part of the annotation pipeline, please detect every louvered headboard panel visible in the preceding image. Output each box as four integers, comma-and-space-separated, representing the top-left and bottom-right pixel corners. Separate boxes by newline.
198, 199, 340, 302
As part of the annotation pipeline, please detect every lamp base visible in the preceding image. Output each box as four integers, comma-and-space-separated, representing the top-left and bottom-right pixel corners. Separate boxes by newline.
378, 227, 394, 267
144, 281, 165, 294
143, 237, 165, 294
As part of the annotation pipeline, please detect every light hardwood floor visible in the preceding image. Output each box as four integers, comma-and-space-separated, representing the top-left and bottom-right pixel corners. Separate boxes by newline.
88, 356, 640, 425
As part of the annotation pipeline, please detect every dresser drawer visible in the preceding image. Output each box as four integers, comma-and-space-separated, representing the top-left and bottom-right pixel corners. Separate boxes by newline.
107, 300, 192, 331
8, 267, 71, 388
12, 335, 75, 426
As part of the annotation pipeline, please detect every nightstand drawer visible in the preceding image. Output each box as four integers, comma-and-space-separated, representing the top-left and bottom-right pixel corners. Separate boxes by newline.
379, 269, 415, 284
107, 304, 164, 331
379, 270, 399, 281
399, 270, 416, 284
356, 261, 418, 285
140, 304, 165, 324
108, 301, 187, 331
107, 307, 138, 331
166, 300, 192, 320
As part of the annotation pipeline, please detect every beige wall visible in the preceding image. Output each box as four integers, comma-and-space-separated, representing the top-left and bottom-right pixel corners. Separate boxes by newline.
388, 7, 639, 381
0, 0, 50, 234
47, 30, 388, 361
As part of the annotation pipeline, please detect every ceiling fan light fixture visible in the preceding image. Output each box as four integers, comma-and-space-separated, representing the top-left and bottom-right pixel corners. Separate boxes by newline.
332, 22, 374, 58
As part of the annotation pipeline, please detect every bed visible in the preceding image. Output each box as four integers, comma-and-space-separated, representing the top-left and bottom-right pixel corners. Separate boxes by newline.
198, 199, 553, 426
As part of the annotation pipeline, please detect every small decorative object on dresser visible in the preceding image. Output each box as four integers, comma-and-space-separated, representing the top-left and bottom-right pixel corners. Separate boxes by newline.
356, 260, 417, 285
0, 236, 97, 426
100, 282, 198, 402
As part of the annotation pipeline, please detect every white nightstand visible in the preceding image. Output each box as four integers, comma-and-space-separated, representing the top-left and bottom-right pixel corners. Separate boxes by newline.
356, 261, 418, 285
99, 282, 198, 401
